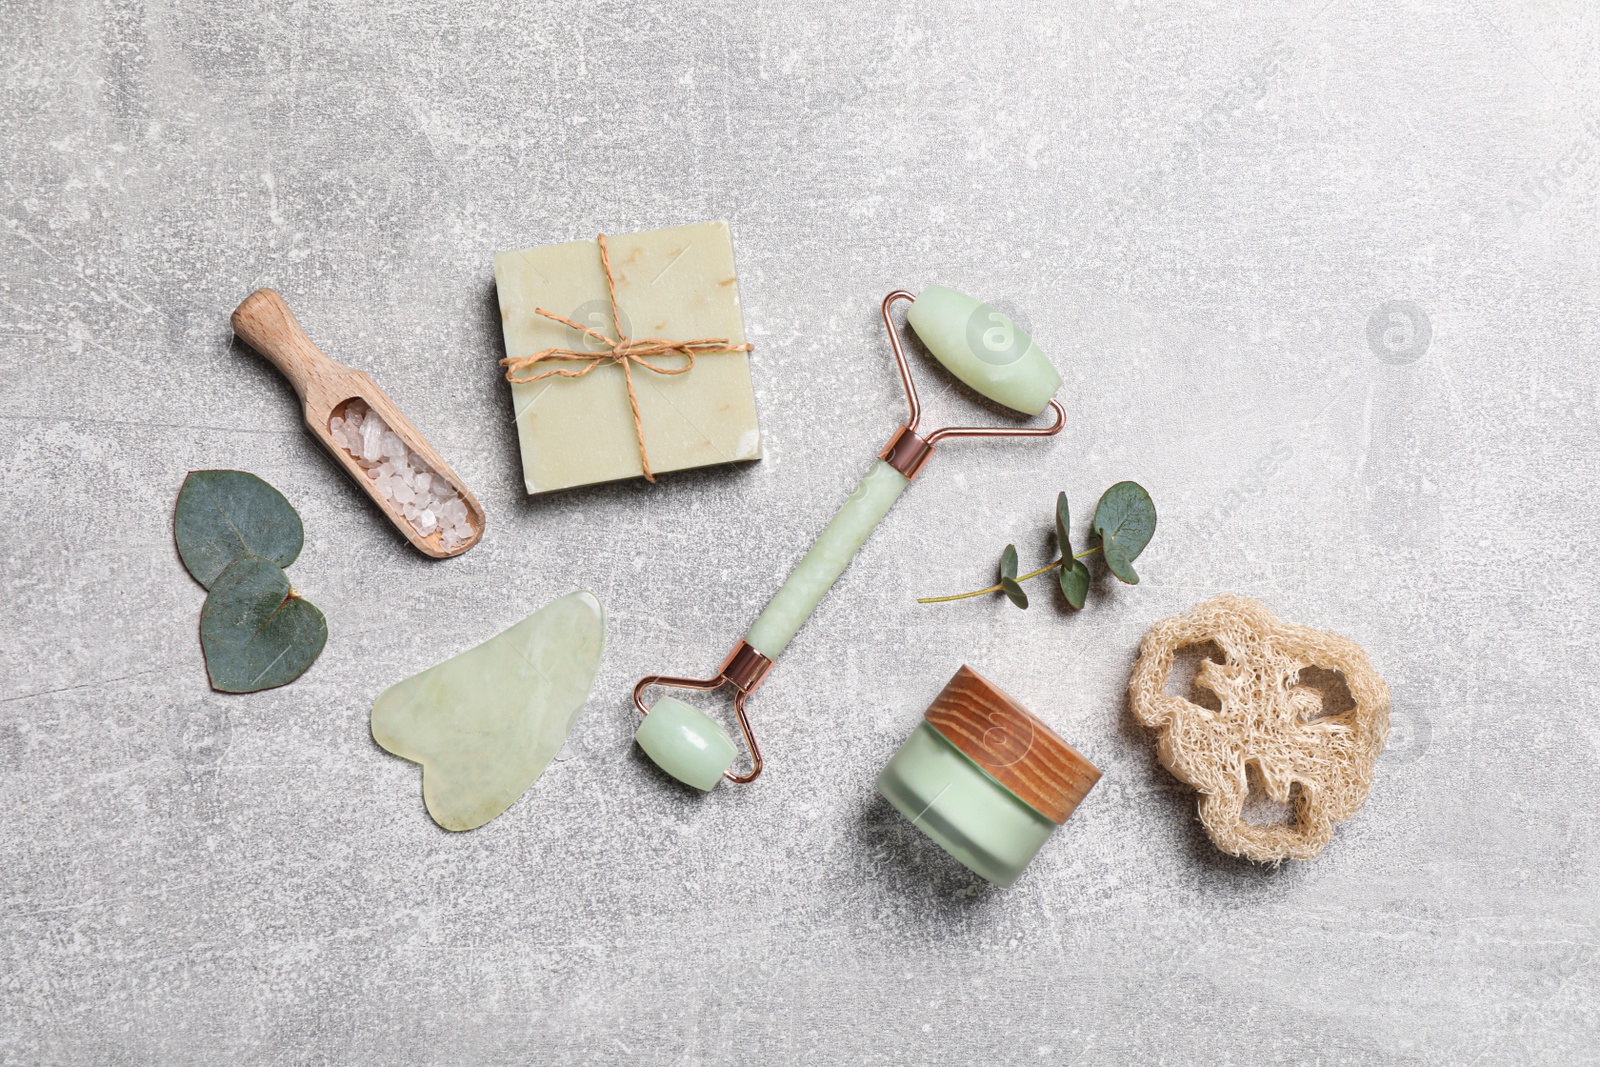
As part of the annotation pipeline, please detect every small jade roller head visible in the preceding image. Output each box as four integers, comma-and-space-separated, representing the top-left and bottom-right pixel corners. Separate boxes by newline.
905, 284, 1064, 416
634, 696, 738, 791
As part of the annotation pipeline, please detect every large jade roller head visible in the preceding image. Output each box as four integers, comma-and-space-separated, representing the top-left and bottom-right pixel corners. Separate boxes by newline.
904, 285, 1063, 417
632, 287, 1067, 792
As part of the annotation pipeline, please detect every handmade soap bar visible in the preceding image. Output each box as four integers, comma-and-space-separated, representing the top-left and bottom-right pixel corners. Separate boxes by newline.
493, 221, 762, 494
371, 591, 605, 831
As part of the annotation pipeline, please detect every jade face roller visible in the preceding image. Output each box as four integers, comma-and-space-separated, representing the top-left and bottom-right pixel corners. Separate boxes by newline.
633, 285, 1067, 790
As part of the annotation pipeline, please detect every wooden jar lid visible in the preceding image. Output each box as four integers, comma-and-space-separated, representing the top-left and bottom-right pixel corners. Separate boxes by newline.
923, 665, 1101, 825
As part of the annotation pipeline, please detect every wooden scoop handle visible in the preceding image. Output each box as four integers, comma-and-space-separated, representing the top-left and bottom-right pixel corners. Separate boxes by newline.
232, 289, 345, 400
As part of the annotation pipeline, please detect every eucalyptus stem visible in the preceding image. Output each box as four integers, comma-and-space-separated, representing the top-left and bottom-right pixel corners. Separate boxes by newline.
917, 546, 1101, 604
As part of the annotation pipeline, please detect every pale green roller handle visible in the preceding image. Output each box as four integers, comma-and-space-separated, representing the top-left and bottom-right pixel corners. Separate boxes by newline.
743, 459, 910, 660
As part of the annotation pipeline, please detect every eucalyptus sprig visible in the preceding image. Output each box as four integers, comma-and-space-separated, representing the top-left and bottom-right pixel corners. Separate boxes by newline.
919, 481, 1156, 610
175, 470, 327, 692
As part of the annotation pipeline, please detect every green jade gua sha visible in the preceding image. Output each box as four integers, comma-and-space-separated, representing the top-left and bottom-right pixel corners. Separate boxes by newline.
372, 591, 605, 830
633, 285, 1067, 790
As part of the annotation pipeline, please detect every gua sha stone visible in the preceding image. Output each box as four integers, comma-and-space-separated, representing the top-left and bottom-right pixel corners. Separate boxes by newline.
371, 591, 605, 831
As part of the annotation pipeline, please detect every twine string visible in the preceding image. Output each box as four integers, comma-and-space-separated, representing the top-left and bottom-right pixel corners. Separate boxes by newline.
501, 233, 752, 482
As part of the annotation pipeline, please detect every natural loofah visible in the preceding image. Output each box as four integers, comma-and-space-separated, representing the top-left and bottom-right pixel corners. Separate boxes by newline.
1127, 595, 1390, 863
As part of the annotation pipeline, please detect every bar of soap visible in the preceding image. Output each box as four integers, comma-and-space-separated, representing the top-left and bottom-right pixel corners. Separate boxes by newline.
493, 221, 763, 494
370, 591, 605, 831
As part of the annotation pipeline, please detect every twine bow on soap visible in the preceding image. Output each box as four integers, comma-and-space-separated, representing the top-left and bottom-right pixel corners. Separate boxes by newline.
501, 233, 753, 482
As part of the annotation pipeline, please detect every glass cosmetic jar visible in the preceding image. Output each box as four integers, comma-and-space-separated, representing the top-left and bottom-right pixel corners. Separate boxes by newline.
876, 665, 1101, 887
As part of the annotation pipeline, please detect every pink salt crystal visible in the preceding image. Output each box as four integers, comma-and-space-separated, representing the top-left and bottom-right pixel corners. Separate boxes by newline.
414, 472, 432, 497
360, 421, 383, 463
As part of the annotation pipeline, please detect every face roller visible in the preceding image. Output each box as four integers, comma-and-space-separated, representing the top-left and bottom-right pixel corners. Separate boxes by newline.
633, 285, 1067, 790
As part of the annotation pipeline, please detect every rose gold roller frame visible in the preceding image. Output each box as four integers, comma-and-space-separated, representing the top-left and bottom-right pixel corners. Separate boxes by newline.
632, 290, 1068, 785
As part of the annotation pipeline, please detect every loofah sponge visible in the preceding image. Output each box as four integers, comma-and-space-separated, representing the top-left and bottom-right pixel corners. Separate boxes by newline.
1127, 595, 1391, 862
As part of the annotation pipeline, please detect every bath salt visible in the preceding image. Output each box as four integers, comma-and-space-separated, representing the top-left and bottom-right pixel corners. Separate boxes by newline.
330, 400, 475, 549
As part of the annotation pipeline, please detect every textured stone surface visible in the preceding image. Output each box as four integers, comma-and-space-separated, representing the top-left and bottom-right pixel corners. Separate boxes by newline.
2, 1, 1597, 1063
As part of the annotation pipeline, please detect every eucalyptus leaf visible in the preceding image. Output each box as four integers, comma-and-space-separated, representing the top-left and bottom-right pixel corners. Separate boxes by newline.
1000, 576, 1029, 609
176, 470, 304, 589
1102, 539, 1139, 584
200, 555, 327, 693
1092, 481, 1156, 585
1054, 491, 1073, 560
999, 543, 1019, 582
1059, 558, 1091, 609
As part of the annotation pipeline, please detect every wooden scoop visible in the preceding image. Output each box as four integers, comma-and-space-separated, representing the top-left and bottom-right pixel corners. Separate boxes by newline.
232, 289, 485, 559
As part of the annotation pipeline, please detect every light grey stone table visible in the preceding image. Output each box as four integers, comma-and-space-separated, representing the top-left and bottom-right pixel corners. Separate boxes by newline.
4, 1, 1596, 1063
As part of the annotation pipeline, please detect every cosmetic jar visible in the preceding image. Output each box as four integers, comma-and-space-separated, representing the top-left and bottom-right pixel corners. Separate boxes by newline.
876, 665, 1101, 887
